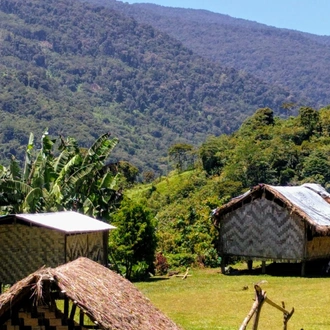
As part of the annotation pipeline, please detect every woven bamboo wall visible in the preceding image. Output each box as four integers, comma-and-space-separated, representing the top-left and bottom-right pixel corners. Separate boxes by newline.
66, 232, 104, 263
307, 236, 330, 259
0, 224, 65, 284
220, 198, 305, 260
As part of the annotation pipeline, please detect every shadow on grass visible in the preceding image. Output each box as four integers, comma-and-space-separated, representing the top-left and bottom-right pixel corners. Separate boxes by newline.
139, 276, 170, 283
225, 259, 330, 278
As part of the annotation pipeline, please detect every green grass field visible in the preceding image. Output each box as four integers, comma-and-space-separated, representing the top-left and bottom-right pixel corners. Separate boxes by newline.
135, 264, 330, 330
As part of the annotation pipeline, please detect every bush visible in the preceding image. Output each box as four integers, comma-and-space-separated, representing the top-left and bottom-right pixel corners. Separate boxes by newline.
154, 252, 169, 275
167, 253, 196, 268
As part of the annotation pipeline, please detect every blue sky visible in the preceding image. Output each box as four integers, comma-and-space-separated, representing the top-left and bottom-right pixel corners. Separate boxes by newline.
124, 0, 330, 36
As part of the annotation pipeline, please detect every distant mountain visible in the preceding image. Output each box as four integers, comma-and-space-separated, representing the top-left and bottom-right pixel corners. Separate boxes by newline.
90, 0, 330, 108
0, 0, 296, 174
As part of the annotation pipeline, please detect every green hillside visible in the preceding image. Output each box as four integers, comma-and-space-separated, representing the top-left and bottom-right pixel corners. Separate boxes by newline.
95, 0, 330, 108
0, 0, 295, 173
127, 106, 330, 269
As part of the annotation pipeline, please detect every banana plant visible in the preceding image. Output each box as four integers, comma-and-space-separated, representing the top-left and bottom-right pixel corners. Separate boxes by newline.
0, 131, 121, 219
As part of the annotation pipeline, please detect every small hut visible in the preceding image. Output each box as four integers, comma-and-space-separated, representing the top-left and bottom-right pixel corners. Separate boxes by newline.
0, 211, 115, 284
212, 183, 330, 276
0, 257, 182, 330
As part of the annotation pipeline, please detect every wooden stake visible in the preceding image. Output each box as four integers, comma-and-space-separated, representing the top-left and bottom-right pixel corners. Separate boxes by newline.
182, 268, 190, 280
239, 285, 266, 330
239, 284, 294, 330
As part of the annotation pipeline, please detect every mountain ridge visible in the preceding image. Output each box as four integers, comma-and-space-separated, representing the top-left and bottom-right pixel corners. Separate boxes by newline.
0, 0, 299, 173
92, 0, 330, 108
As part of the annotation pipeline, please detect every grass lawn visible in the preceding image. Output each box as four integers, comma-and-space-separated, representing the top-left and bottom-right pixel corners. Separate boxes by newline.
134, 263, 330, 330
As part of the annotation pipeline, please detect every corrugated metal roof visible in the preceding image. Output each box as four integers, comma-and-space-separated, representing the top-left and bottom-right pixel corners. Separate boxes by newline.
271, 184, 330, 226
1, 211, 116, 234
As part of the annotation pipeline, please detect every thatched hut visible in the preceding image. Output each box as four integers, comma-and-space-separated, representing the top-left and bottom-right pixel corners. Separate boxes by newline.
212, 183, 330, 276
0, 257, 182, 330
0, 211, 115, 284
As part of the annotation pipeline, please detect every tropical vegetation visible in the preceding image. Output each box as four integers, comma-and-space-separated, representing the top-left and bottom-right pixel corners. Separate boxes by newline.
128, 105, 330, 271
0, 0, 295, 174
96, 0, 330, 108
0, 131, 121, 217
1, 103, 330, 277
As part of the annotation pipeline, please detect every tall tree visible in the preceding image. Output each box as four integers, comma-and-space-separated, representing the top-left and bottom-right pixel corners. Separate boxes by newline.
168, 143, 194, 172
109, 198, 157, 280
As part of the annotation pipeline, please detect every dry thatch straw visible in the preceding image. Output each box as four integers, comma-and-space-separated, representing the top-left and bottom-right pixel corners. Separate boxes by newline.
0, 258, 182, 330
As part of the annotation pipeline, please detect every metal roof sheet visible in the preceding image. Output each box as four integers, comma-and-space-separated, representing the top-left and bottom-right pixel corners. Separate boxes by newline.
270, 184, 330, 226
3, 211, 116, 234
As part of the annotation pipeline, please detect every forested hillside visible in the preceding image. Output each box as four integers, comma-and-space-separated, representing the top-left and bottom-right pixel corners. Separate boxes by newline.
92, 0, 330, 108
0, 0, 296, 173
129, 105, 330, 271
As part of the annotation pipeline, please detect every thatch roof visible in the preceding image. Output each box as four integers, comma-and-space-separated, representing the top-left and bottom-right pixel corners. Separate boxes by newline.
0, 258, 182, 330
213, 183, 330, 235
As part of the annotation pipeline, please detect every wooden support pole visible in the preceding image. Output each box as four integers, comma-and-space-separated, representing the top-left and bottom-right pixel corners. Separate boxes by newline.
64, 297, 69, 317
262, 261, 266, 274
79, 309, 84, 326
301, 261, 306, 277
69, 303, 77, 321
220, 255, 226, 274
247, 260, 253, 271
103, 231, 109, 267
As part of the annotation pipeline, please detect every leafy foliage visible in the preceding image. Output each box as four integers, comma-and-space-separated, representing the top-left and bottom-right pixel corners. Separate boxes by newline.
99, 0, 330, 108
0, 0, 295, 174
0, 131, 121, 218
168, 143, 194, 172
109, 198, 157, 280
128, 106, 330, 269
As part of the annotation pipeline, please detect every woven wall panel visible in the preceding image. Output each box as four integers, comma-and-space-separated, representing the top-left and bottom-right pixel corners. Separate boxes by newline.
307, 236, 330, 259
0, 224, 65, 284
220, 198, 305, 260
66, 232, 103, 263
87, 232, 104, 262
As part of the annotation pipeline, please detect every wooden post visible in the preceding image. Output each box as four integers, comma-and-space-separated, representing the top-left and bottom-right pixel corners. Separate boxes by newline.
262, 261, 266, 274
70, 303, 77, 321
252, 285, 266, 330
79, 309, 84, 326
240, 285, 294, 330
282, 301, 294, 330
301, 261, 306, 277
64, 297, 69, 317
239, 285, 266, 330
247, 260, 253, 271
103, 231, 109, 266
220, 255, 227, 274
64, 234, 67, 263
